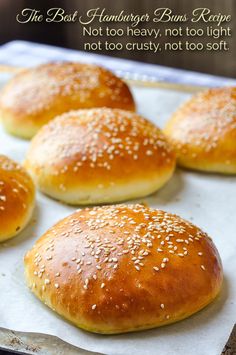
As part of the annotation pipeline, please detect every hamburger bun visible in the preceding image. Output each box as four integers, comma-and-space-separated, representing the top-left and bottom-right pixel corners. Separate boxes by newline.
24, 204, 223, 334
164, 87, 236, 174
0, 62, 135, 139
0, 155, 35, 242
24, 108, 176, 205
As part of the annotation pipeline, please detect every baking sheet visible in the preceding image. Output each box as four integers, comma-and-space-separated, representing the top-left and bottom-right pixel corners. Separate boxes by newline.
0, 75, 235, 355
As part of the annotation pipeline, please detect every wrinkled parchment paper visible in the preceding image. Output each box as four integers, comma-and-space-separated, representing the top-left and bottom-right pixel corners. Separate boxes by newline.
0, 77, 235, 355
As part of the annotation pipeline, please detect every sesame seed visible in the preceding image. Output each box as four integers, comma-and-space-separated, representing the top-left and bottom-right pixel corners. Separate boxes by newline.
146, 150, 153, 156
26, 203, 215, 309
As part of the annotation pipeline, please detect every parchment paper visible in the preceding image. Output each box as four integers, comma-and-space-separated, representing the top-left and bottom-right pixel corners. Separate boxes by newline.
0, 76, 235, 355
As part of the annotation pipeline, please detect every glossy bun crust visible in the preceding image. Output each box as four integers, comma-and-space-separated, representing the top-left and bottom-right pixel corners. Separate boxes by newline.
164, 87, 236, 174
0, 155, 35, 242
0, 62, 135, 139
24, 108, 176, 205
24, 204, 223, 334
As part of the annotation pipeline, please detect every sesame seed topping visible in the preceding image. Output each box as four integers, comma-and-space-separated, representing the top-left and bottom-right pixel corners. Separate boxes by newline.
28, 203, 215, 315
167, 87, 236, 160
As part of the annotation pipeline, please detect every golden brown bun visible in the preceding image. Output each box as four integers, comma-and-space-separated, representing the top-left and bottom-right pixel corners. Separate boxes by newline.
164, 87, 236, 174
0, 62, 135, 139
24, 204, 223, 334
24, 108, 176, 205
0, 155, 35, 242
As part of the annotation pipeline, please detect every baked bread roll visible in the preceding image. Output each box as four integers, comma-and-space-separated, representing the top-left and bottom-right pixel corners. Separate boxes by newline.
0, 155, 35, 242
24, 204, 223, 334
24, 108, 176, 205
0, 62, 135, 139
164, 87, 236, 174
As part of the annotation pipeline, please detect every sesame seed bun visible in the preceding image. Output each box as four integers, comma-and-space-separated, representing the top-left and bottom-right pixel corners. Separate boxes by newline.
0, 155, 35, 242
164, 87, 236, 174
24, 108, 176, 205
0, 62, 135, 139
24, 204, 223, 334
